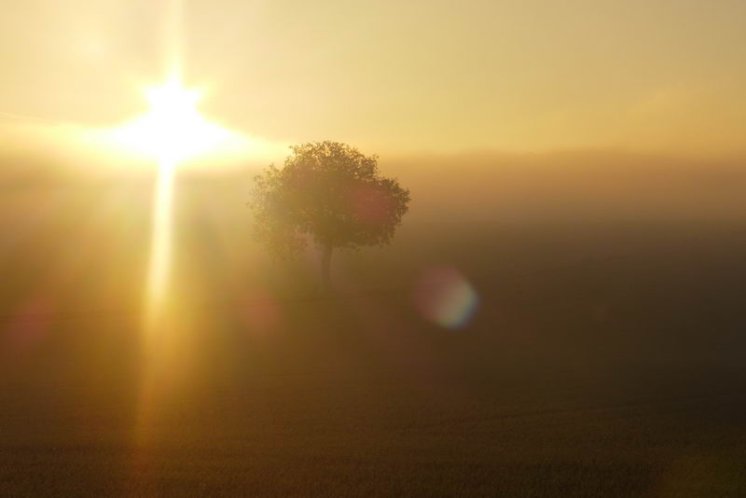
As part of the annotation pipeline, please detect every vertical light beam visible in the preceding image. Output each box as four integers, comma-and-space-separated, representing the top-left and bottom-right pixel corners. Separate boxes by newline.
146, 158, 175, 309
132, 1, 185, 482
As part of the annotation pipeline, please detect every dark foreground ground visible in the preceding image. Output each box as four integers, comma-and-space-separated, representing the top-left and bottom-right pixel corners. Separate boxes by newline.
1, 214, 746, 496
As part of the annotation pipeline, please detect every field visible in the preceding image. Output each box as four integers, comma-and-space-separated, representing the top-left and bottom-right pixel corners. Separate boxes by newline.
1, 171, 746, 496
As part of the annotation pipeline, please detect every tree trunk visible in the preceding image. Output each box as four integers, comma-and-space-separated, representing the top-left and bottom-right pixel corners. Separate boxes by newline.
321, 244, 333, 292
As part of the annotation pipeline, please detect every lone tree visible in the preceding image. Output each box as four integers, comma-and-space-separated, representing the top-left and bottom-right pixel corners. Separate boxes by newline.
249, 141, 410, 289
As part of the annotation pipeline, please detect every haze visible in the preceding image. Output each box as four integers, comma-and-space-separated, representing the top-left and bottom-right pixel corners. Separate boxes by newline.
2, 2, 746, 496
1, 0, 745, 155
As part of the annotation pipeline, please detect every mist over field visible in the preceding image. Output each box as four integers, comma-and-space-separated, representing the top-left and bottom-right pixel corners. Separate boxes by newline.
3, 0, 746, 494
3, 147, 746, 302
2, 147, 746, 496
3, 147, 746, 336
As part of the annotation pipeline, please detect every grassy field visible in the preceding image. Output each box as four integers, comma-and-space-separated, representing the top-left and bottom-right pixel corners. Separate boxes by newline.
1, 176, 746, 496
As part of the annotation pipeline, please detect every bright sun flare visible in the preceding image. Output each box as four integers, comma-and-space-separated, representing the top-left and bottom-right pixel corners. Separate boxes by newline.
113, 78, 233, 164
105, 78, 241, 305
121, 78, 234, 308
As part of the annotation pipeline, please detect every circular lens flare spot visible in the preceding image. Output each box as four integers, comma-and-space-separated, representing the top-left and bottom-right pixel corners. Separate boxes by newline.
414, 267, 479, 329
4, 295, 54, 357
240, 291, 282, 337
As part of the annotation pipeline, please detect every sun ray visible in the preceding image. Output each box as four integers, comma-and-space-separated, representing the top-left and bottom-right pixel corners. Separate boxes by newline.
146, 158, 175, 308
111, 78, 235, 166
124, 0, 227, 474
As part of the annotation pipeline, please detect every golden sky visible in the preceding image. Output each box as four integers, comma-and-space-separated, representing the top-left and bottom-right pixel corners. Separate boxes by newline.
1, 0, 744, 155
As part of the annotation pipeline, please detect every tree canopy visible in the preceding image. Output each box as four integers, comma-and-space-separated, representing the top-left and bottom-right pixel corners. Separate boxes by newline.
249, 141, 410, 286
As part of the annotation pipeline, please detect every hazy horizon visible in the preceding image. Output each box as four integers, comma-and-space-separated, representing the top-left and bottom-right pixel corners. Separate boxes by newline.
2, 0, 746, 157
2, 2, 746, 496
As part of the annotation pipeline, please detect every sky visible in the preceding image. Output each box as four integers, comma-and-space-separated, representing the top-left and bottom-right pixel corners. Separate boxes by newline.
0, 0, 745, 156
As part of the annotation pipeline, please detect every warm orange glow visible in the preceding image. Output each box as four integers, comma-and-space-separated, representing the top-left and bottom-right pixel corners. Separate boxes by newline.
146, 158, 175, 307
112, 78, 234, 164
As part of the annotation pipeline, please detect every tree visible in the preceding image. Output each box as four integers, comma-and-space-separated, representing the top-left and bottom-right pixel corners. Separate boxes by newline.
249, 141, 410, 290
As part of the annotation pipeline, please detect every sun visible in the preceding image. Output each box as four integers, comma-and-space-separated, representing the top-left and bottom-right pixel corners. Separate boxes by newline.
112, 78, 233, 164
105, 76, 253, 307
115, 77, 234, 308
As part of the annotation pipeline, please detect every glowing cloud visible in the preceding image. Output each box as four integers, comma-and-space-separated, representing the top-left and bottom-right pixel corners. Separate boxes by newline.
413, 267, 479, 329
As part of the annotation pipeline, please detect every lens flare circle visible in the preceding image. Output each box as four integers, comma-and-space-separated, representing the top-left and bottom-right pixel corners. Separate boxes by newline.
414, 267, 479, 329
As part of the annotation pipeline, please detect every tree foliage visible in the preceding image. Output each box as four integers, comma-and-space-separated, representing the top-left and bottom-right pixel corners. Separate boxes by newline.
249, 141, 410, 272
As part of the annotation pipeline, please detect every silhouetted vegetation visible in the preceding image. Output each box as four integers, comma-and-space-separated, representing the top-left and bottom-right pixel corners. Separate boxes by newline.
249, 142, 410, 289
